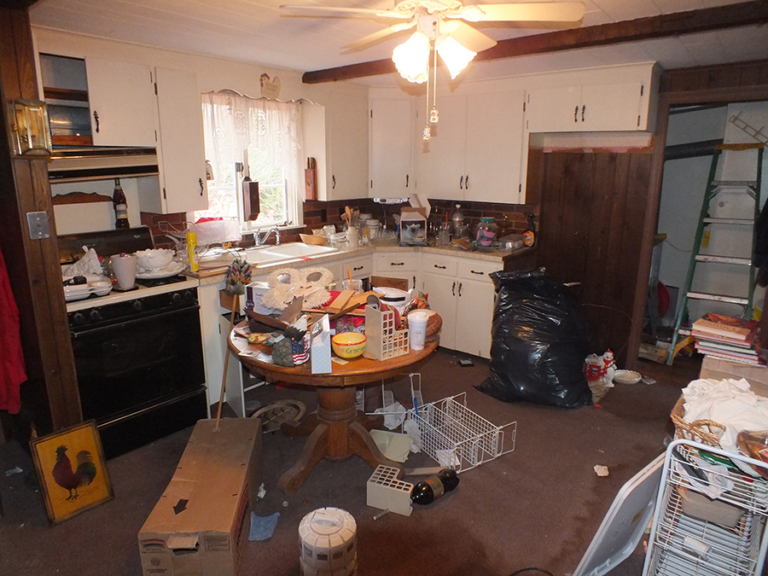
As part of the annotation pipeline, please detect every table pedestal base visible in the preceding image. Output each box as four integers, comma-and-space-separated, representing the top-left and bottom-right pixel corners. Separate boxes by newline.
278, 387, 401, 494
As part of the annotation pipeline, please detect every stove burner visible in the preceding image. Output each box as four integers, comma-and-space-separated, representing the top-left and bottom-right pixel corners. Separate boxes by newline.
135, 274, 188, 288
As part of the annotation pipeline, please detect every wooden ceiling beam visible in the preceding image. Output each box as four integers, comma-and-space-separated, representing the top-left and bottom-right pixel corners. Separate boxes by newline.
302, 0, 768, 84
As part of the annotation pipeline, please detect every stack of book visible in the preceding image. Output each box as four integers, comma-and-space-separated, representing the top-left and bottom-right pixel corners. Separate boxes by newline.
692, 313, 762, 366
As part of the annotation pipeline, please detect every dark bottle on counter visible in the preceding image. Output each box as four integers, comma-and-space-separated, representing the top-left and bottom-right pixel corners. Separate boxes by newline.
410, 468, 460, 505
112, 178, 130, 229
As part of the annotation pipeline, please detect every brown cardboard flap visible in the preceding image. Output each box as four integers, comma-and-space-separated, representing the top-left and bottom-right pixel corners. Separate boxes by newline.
401, 207, 427, 217
167, 535, 200, 551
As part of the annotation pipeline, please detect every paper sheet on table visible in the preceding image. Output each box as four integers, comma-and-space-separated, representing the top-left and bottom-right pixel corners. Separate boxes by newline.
370, 430, 413, 463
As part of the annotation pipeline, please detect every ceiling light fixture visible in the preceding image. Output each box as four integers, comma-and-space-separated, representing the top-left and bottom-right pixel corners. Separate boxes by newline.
392, 13, 480, 140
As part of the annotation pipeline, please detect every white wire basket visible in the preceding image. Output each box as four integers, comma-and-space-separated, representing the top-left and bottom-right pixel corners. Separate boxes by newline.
401, 392, 516, 474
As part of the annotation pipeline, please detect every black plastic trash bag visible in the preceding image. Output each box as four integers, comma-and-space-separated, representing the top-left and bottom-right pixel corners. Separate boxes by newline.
476, 268, 593, 408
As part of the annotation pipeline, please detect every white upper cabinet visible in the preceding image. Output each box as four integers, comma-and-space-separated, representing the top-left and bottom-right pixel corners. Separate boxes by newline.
415, 90, 525, 203
524, 64, 656, 133
525, 82, 645, 132
415, 95, 467, 201
85, 58, 157, 147
369, 98, 413, 198
303, 92, 369, 201
138, 67, 208, 214
465, 90, 525, 203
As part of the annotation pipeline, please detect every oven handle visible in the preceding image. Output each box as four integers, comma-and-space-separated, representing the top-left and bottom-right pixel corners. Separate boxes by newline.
96, 387, 207, 429
71, 304, 199, 339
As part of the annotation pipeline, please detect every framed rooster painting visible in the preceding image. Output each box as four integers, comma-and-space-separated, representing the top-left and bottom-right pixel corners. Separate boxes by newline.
30, 420, 113, 525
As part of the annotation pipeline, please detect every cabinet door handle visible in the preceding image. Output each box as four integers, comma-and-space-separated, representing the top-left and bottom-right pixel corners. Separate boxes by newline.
353, 266, 363, 271
413, 275, 416, 288
470, 270, 484, 275
406, 174, 409, 188
390, 262, 404, 266
581, 105, 585, 122
434, 264, 446, 269
465, 174, 469, 189
332, 175, 336, 189
198, 178, 204, 196
459, 175, 464, 189
93, 110, 100, 133
452, 281, 456, 296
458, 282, 463, 297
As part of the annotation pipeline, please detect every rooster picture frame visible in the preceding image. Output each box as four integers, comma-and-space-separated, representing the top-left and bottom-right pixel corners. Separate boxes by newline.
30, 420, 113, 525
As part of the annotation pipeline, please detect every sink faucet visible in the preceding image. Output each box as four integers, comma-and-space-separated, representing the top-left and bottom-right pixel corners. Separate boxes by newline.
255, 226, 281, 246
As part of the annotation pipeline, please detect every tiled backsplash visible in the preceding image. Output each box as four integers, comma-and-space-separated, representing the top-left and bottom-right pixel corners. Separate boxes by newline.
142, 198, 540, 249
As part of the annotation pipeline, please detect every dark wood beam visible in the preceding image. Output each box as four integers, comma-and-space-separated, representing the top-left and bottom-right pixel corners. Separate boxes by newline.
302, 0, 768, 84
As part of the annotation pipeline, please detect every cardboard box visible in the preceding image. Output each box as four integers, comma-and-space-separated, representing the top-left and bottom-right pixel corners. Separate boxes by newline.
399, 207, 427, 246
139, 418, 262, 576
699, 356, 768, 398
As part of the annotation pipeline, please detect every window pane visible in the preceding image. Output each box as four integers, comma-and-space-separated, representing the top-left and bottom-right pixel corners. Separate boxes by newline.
247, 147, 286, 225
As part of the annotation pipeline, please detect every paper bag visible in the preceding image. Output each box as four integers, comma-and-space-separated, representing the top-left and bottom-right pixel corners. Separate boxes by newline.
311, 315, 332, 374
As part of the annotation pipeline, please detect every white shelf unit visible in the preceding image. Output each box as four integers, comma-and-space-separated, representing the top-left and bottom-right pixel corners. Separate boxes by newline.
400, 392, 516, 473
644, 440, 768, 576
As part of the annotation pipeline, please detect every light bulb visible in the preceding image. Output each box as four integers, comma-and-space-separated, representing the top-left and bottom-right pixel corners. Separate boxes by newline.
436, 36, 476, 79
393, 32, 430, 84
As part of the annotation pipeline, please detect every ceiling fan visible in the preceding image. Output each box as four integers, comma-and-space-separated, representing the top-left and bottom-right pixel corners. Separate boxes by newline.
281, 1, 586, 80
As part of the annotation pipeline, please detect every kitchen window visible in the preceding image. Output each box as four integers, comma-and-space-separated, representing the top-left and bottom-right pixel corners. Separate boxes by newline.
194, 90, 303, 228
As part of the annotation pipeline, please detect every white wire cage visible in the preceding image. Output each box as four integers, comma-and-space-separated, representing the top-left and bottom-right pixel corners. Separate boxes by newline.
401, 392, 516, 473
643, 439, 768, 576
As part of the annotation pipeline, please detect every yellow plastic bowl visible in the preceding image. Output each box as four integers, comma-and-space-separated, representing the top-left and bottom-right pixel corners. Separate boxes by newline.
332, 332, 367, 359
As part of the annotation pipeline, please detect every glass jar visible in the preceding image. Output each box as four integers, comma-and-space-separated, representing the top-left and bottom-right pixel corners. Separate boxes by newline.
367, 219, 381, 242
475, 217, 498, 251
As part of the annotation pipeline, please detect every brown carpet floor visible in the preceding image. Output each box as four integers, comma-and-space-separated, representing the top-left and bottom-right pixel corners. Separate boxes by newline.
0, 349, 694, 576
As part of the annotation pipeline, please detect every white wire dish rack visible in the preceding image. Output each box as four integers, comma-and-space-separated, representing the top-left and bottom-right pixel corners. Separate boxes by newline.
643, 439, 768, 576
399, 392, 516, 473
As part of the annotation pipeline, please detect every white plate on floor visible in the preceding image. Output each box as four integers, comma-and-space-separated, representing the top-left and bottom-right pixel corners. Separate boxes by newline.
135, 260, 186, 279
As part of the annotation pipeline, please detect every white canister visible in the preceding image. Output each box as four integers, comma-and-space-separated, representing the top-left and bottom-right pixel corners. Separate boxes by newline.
408, 310, 429, 351
299, 507, 357, 576
110, 253, 137, 290
346, 226, 359, 250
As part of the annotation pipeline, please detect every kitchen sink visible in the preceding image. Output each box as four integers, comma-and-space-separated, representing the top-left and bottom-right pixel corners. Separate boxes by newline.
244, 242, 337, 265
263, 243, 337, 258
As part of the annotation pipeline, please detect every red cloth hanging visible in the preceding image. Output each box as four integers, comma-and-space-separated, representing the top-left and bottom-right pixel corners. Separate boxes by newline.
0, 243, 26, 414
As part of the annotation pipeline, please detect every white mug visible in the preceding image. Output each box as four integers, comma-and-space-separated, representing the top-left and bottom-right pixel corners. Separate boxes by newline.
110, 254, 137, 290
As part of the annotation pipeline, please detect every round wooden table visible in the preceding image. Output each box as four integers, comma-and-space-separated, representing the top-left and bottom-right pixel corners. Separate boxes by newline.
229, 324, 438, 494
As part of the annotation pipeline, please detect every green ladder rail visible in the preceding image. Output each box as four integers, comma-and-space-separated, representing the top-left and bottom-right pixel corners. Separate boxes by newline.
667, 143, 764, 365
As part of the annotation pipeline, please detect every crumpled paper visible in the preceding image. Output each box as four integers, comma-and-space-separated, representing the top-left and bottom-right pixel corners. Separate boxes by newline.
62, 246, 104, 277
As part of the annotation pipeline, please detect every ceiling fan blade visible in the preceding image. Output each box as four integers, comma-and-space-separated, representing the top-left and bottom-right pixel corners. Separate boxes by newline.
342, 21, 416, 53
448, 2, 585, 23
441, 20, 497, 52
280, 4, 411, 19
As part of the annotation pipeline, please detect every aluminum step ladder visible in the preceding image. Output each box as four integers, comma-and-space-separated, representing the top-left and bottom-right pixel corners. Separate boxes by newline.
666, 143, 764, 365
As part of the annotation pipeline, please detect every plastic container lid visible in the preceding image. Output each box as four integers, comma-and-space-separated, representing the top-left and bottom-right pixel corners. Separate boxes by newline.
480, 217, 495, 222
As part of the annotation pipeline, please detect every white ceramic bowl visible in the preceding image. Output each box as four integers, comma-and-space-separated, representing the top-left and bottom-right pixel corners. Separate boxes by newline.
135, 249, 174, 271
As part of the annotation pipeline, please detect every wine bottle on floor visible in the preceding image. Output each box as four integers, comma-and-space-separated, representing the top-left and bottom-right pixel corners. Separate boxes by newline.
410, 468, 460, 505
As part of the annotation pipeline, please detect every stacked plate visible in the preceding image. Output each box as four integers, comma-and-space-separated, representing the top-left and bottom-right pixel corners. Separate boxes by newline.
136, 260, 186, 279
63, 275, 113, 302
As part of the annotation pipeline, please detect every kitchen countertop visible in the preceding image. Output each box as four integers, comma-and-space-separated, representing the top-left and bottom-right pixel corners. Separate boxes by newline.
192, 243, 533, 285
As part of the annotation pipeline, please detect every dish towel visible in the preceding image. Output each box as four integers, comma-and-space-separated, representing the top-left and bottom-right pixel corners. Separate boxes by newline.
0, 244, 26, 414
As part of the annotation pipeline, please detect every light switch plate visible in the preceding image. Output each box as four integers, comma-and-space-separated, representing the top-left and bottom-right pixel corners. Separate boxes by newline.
26, 211, 50, 239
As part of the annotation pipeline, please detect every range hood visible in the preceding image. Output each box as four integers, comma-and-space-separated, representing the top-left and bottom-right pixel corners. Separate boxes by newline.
48, 147, 159, 183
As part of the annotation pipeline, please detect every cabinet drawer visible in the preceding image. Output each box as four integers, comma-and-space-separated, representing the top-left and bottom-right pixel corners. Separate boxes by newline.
422, 255, 458, 277
344, 257, 372, 278
374, 252, 420, 272
457, 259, 500, 282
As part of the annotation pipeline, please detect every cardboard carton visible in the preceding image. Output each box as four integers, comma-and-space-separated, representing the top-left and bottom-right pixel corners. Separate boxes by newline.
138, 418, 262, 576
399, 207, 427, 246
699, 356, 768, 398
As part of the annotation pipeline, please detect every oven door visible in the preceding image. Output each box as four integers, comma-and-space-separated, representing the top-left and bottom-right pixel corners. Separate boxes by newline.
71, 304, 206, 423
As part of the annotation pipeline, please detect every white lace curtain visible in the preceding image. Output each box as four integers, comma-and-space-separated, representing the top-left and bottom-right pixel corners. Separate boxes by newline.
201, 91, 303, 224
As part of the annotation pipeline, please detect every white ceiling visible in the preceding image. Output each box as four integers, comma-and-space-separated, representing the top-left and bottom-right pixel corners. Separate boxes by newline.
29, 0, 768, 86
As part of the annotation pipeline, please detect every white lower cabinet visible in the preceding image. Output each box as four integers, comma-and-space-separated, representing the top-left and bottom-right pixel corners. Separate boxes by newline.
373, 251, 420, 290
421, 254, 500, 359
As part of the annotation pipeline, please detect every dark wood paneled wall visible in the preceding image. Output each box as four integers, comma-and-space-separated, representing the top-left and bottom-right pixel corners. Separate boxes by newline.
0, 5, 81, 436
536, 150, 653, 366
